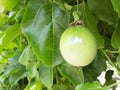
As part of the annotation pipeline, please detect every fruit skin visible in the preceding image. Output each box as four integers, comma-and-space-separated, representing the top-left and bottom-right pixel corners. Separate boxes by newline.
59, 25, 97, 66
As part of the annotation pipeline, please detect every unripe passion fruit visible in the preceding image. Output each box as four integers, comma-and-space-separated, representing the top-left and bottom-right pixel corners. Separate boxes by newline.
59, 25, 97, 66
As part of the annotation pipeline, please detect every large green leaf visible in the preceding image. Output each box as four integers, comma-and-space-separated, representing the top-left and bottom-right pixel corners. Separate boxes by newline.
87, 0, 118, 24
39, 64, 53, 89
0, 23, 21, 52
111, 20, 120, 49
111, 0, 120, 17
21, 0, 48, 27
75, 81, 108, 90
80, 3, 104, 48
22, 1, 70, 66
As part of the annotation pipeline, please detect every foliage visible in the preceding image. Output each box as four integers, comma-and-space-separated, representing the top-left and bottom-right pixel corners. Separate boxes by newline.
0, 0, 120, 90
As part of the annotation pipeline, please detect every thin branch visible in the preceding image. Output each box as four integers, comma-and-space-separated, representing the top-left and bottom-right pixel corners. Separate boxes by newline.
100, 49, 120, 75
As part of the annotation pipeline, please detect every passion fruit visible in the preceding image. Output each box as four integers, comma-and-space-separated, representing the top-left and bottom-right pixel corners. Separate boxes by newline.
60, 25, 97, 66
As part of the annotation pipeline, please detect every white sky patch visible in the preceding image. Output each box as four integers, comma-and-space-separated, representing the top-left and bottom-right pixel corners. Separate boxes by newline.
97, 71, 106, 85
0, 34, 6, 45
8, 11, 15, 18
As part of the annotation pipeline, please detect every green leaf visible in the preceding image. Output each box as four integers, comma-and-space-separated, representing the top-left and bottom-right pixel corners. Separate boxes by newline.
30, 80, 42, 90
19, 46, 30, 65
22, 1, 70, 66
39, 64, 53, 89
19, 46, 37, 65
0, 13, 8, 25
35, 80, 42, 90
75, 81, 108, 90
83, 50, 106, 82
87, 0, 118, 24
26, 62, 38, 79
0, 63, 4, 73
22, 0, 48, 27
19, 46, 38, 78
1, 0, 20, 11
58, 64, 82, 85
7, 55, 26, 86
15, 8, 25, 22
0, 2, 3, 10
80, 3, 104, 49
10, 69, 27, 86
0, 23, 21, 52
52, 85, 68, 90
111, 20, 120, 49
111, 0, 120, 17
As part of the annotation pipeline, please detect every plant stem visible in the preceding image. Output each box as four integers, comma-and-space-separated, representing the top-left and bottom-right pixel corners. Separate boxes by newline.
75, 66, 84, 84
100, 49, 120, 75
77, 0, 79, 12
105, 49, 119, 54
55, 67, 59, 84
108, 81, 120, 88
82, 0, 85, 3
79, 67, 84, 84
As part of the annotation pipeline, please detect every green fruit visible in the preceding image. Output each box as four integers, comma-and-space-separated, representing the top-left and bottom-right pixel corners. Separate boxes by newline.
60, 25, 97, 66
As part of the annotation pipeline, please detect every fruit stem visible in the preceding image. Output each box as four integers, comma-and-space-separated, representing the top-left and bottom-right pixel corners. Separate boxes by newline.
105, 49, 119, 54
72, 11, 79, 21
72, 0, 80, 22
75, 66, 84, 84
100, 49, 120, 75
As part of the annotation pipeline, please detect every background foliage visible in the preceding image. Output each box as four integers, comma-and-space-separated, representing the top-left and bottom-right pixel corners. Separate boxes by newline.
0, 0, 120, 90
